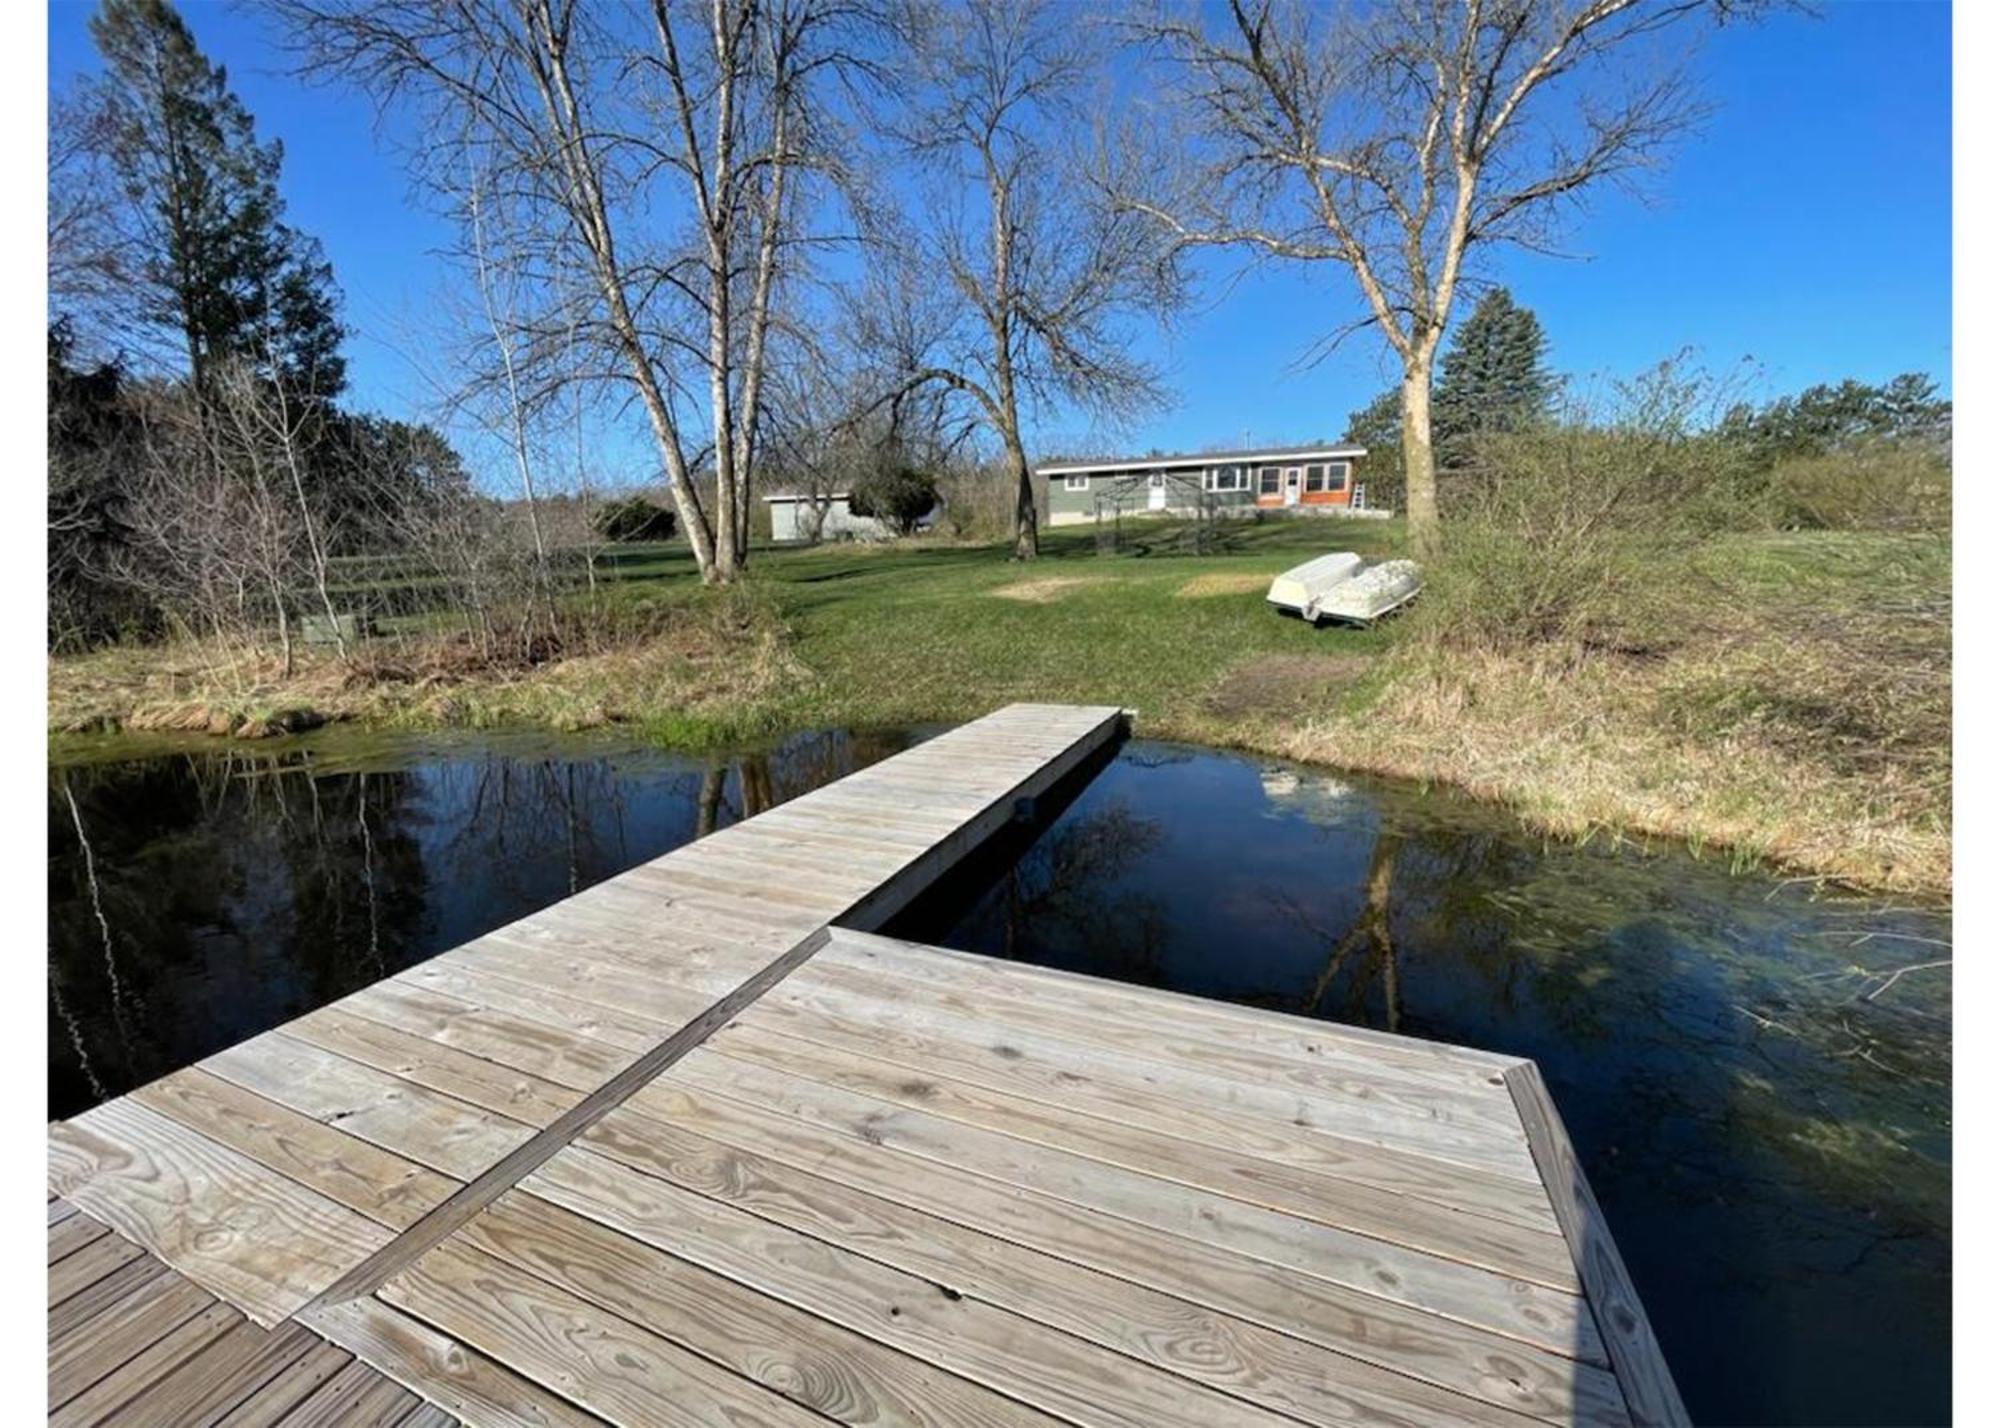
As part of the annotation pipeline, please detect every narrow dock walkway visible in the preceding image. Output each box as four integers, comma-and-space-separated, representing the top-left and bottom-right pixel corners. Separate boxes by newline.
47, 705, 1685, 1427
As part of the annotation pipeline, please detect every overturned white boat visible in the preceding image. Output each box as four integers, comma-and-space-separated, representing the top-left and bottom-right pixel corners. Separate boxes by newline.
1267, 552, 1422, 626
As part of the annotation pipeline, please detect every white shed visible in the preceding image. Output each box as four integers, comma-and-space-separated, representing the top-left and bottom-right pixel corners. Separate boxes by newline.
765, 492, 896, 543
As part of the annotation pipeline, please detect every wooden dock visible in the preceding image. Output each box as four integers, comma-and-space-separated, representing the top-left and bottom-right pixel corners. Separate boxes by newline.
47, 704, 1685, 1427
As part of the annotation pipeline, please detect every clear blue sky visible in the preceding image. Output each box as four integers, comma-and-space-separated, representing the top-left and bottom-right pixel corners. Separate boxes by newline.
47, 0, 1952, 481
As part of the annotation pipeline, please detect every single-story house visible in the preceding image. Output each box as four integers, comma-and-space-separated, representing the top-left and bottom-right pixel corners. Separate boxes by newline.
765, 491, 936, 543
1036, 443, 1372, 526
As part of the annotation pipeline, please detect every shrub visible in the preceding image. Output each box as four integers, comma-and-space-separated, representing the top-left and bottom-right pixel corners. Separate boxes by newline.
1769, 441, 1950, 533
593, 496, 676, 542
1419, 361, 1752, 655
848, 466, 938, 536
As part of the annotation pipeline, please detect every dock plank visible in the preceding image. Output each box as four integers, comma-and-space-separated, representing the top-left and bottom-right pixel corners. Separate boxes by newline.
335, 981, 636, 1091
670, 1045, 1594, 1358
1508, 1062, 1689, 1428
734, 988, 1559, 1231
579, 1103, 1578, 1428
711, 1013, 1577, 1288
526, 1146, 1300, 1428
786, 957, 1540, 1179
605, 1086, 1626, 1425
132, 1068, 457, 1231
108, 1320, 326, 1428
49, 1100, 393, 1325
381, 1238, 825, 1427
284, 1007, 583, 1128
463, 1190, 1055, 1427
310, 1294, 600, 1428
203, 1033, 536, 1180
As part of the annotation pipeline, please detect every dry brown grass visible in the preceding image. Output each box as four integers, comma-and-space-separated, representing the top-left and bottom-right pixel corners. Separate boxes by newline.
48, 592, 810, 743
1175, 571, 1271, 598
990, 576, 1101, 603
1265, 638, 1948, 893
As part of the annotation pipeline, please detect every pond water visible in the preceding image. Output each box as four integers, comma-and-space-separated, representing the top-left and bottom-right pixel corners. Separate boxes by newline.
48, 730, 1949, 1426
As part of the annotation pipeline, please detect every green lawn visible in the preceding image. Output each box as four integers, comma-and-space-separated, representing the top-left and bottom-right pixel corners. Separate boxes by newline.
730, 520, 1405, 733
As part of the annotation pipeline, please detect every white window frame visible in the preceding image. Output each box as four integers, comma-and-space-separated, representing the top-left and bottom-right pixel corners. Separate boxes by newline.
1063, 473, 1089, 491
1205, 465, 1246, 492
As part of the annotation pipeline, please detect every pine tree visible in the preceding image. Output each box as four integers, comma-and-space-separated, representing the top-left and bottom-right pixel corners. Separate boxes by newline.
88, 0, 345, 398
1343, 388, 1405, 511
1432, 288, 1555, 464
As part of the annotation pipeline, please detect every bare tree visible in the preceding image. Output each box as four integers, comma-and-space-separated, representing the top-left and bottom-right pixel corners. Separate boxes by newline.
870, 0, 1180, 560
275, 0, 860, 584
48, 86, 134, 347
1124, 0, 1749, 555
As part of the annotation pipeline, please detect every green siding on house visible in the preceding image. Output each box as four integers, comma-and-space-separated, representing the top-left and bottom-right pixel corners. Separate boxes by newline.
1042, 469, 1257, 522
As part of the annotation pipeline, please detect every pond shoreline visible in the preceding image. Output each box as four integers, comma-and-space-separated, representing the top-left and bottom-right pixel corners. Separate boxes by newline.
49, 701, 1951, 904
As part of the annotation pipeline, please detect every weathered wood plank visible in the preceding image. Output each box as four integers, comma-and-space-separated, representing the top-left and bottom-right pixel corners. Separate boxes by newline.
468, 1189, 1055, 1427
213, 1340, 355, 1427
50, 1099, 393, 1326
49, 1247, 166, 1331
398, 960, 674, 1053
789, 956, 1538, 1176
132, 1068, 457, 1231
47, 1210, 110, 1265
579, 1104, 1568, 1428
203, 1033, 536, 1181
381, 1238, 824, 1427
599, 1090, 1625, 1425
310, 1294, 600, 1428
711, 1015, 1577, 1288
734, 990, 1559, 1231
285, 1007, 582, 1128
51, 1300, 244, 1427
335, 981, 634, 1091
275, 1355, 423, 1427
828, 927, 1521, 1079
1507, 1061, 1689, 1428
109, 1319, 326, 1428
435, 937, 724, 1028
674, 1045, 1593, 1358
48, 1268, 214, 1407
526, 1146, 1298, 1428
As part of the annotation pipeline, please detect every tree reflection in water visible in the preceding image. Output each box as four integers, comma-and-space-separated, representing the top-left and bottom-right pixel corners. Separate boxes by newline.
46, 727, 914, 1119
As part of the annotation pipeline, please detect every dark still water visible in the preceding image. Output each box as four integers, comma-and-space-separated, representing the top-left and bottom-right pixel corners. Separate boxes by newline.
48, 728, 915, 1120
48, 731, 1948, 1425
886, 741, 1952, 1428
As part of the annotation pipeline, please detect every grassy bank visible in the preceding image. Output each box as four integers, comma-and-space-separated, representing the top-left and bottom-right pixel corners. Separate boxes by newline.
48, 518, 1950, 893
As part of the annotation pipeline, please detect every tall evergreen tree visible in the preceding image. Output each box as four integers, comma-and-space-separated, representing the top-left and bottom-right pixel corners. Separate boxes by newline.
1432, 288, 1556, 464
1343, 388, 1405, 511
87, 0, 345, 398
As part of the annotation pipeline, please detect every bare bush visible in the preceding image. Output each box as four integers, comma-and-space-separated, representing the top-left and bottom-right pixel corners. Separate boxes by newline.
1419, 360, 1751, 654
1770, 443, 1951, 533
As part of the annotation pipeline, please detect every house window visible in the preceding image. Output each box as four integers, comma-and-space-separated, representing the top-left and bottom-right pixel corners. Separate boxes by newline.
1325, 461, 1349, 490
1258, 466, 1281, 495
1063, 474, 1089, 491
1207, 465, 1245, 492
1305, 464, 1325, 493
